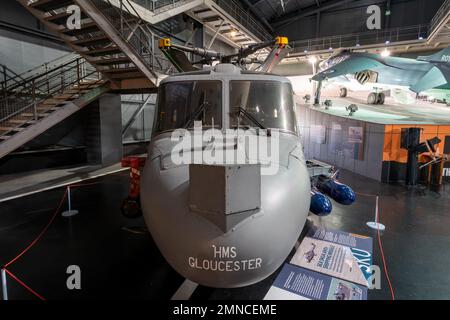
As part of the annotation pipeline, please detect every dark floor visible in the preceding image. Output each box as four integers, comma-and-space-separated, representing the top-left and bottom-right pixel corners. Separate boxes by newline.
1, 170, 449, 300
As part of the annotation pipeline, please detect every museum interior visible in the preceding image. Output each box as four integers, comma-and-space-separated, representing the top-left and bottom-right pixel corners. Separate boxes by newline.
0, 0, 450, 303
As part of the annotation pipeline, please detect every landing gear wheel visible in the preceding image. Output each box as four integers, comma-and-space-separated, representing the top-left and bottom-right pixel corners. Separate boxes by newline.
339, 87, 348, 98
121, 197, 142, 219
377, 92, 385, 105
367, 93, 377, 104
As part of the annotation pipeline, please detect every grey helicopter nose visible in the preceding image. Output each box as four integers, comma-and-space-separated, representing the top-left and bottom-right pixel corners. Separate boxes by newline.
189, 163, 261, 233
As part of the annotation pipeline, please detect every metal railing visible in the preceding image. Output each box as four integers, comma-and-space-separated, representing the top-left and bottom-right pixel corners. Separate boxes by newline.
290, 24, 429, 55
1, 65, 27, 94
91, 0, 175, 76
430, 0, 450, 33
131, 0, 193, 14
213, 0, 272, 41
1, 52, 80, 92
0, 57, 101, 133
129, 0, 272, 41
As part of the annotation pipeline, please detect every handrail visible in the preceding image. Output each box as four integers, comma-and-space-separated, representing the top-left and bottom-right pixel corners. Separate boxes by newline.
5, 57, 86, 93
290, 24, 429, 55
131, 0, 191, 13
1, 52, 79, 92
430, 0, 450, 33
0, 57, 101, 129
129, 0, 272, 41
90, 0, 176, 75
1, 65, 27, 91
212, 0, 272, 41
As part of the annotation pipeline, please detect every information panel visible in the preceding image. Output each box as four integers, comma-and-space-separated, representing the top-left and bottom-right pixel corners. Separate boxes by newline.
264, 264, 367, 300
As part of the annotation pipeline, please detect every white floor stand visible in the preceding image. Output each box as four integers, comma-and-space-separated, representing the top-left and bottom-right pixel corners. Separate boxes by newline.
1, 269, 8, 300
366, 196, 386, 231
62, 186, 79, 217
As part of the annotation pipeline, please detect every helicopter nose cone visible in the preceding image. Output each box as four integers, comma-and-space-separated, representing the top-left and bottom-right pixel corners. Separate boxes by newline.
140, 152, 311, 288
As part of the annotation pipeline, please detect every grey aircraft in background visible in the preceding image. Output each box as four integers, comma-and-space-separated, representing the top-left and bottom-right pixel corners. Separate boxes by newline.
312, 46, 450, 105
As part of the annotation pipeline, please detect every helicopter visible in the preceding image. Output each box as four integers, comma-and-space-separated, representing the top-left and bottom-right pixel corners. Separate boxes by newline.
124, 37, 356, 288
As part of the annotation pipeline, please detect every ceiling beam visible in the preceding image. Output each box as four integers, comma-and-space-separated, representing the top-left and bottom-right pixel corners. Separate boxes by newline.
241, 0, 274, 32
272, 0, 356, 29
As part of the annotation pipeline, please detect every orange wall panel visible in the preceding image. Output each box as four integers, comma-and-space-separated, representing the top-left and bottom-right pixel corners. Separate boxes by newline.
383, 124, 450, 163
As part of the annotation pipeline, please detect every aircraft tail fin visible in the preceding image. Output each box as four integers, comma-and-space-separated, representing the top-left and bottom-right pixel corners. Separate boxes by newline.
417, 46, 450, 63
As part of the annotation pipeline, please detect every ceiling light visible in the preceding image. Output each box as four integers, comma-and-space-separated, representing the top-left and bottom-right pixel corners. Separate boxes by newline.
381, 49, 391, 57
308, 56, 317, 64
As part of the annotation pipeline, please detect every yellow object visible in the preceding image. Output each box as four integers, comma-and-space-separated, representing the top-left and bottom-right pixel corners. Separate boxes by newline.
275, 36, 288, 46
159, 38, 171, 49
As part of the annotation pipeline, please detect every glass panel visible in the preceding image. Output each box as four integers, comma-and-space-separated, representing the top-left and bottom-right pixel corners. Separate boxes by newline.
229, 81, 297, 133
155, 81, 222, 133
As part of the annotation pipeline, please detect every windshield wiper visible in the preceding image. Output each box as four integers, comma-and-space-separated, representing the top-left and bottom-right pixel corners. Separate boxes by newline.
183, 91, 211, 129
183, 101, 210, 129
232, 107, 267, 130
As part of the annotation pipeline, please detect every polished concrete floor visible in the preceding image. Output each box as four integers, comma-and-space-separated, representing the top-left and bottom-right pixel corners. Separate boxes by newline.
1, 169, 449, 300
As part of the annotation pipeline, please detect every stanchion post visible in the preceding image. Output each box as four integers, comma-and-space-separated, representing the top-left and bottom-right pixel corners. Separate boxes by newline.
367, 196, 386, 231
1, 268, 8, 300
62, 186, 79, 217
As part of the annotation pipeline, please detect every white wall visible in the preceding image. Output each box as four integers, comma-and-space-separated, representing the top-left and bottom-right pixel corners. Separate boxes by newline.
0, 35, 68, 73
288, 75, 315, 97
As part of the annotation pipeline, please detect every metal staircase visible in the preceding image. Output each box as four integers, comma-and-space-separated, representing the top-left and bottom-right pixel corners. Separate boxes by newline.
428, 0, 450, 45
5, 0, 269, 159
1, 0, 179, 159
17, 0, 173, 93
0, 56, 108, 158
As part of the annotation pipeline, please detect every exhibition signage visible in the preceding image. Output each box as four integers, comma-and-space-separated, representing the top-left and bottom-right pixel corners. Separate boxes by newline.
299, 226, 374, 285
264, 264, 367, 300
265, 227, 372, 300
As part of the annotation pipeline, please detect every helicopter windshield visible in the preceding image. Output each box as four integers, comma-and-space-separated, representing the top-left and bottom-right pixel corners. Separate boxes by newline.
229, 80, 297, 133
155, 80, 222, 133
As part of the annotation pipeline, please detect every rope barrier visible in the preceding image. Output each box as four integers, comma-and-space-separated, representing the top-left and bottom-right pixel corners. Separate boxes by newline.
1, 181, 101, 300
353, 190, 396, 300
4, 189, 68, 268
2, 268, 45, 301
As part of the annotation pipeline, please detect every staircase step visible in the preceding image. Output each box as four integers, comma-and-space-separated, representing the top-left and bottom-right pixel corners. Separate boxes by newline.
54, 94, 76, 100
64, 89, 86, 94
21, 113, 48, 118
9, 119, 37, 125
0, 127, 23, 132
45, 11, 87, 25
103, 67, 140, 74
36, 106, 60, 111
41, 99, 63, 106
85, 46, 122, 57
31, 0, 75, 12
61, 21, 99, 36
93, 56, 132, 66
72, 35, 111, 47
107, 72, 144, 80
0, 135, 11, 140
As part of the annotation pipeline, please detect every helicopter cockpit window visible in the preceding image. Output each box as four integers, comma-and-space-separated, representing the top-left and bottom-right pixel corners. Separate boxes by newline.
229, 80, 297, 133
156, 81, 222, 133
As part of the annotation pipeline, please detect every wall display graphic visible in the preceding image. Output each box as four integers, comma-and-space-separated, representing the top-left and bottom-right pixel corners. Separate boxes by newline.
348, 126, 365, 161
311, 125, 327, 144
329, 122, 343, 154
348, 127, 364, 144
264, 264, 368, 300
